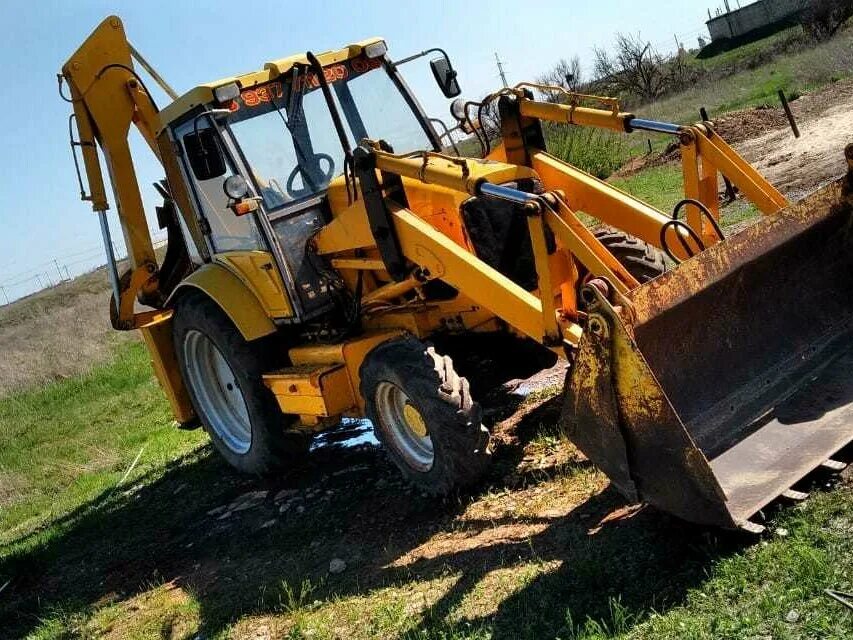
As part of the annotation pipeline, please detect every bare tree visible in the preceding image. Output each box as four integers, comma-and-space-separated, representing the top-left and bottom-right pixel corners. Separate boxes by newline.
536, 56, 583, 102
802, 0, 853, 40
592, 33, 668, 101
666, 46, 696, 95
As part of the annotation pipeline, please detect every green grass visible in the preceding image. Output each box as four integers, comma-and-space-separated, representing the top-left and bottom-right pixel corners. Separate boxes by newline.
609, 164, 759, 227
609, 165, 685, 213
544, 125, 630, 179
696, 27, 805, 69
645, 29, 853, 125
0, 345, 850, 639
0, 341, 205, 548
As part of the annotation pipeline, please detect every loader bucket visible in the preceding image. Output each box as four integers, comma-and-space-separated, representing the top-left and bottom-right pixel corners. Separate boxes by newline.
563, 171, 853, 528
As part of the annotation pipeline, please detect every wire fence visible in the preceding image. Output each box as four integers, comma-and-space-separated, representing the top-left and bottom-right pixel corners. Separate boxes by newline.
0, 232, 167, 307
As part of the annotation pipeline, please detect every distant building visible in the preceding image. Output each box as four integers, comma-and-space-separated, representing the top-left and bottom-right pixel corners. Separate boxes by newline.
706, 0, 809, 42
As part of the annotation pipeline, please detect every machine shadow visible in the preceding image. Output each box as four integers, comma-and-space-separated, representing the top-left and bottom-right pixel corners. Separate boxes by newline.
0, 384, 744, 639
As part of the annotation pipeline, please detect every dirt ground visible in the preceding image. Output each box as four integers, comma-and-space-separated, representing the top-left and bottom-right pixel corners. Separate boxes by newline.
736, 80, 853, 199
617, 77, 853, 199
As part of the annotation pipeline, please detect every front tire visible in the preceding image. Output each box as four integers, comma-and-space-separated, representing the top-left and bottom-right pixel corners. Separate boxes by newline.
172, 291, 310, 474
594, 228, 667, 282
360, 336, 490, 495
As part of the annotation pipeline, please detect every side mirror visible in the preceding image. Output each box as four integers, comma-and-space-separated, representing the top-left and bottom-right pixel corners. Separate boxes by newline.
430, 54, 461, 98
183, 128, 226, 181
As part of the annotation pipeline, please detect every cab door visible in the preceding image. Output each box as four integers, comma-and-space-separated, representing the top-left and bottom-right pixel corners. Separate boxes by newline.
173, 116, 295, 320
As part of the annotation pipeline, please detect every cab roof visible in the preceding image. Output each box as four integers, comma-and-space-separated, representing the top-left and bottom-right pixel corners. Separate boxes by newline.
156, 37, 385, 132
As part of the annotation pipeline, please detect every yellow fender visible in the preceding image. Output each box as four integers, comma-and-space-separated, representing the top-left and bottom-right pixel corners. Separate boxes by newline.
167, 263, 276, 341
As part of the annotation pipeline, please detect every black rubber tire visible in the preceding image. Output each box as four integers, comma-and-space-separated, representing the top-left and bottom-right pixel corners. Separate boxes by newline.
594, 228, 668, 283
172, 291, 310, 474
360, 336, 490, 495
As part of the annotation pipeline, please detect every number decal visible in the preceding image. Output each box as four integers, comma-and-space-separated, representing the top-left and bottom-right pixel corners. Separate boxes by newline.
236, 57, 375, 111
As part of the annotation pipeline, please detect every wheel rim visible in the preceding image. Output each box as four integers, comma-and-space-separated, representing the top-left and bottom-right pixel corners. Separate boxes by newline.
375, 381, 434, 472
183, 329, 252, 454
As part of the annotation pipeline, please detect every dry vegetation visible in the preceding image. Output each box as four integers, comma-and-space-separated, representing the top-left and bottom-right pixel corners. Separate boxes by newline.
0, 266, 132, 396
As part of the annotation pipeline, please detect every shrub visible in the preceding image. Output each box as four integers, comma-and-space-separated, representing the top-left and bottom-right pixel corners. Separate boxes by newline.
802, 0, 853, 41
544, 123, 626, 179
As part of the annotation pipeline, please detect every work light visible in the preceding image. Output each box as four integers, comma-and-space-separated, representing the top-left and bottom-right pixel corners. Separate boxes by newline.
213, 82, 240, 104
364, 41, 387, 59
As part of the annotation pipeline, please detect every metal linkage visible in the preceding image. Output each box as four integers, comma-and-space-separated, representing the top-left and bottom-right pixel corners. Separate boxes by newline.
626, 118, 682, 135
477, 182, 540, 205
97, 210, 122, 306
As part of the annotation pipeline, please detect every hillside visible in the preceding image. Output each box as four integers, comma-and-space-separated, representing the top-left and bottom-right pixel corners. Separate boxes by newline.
0, 266, 129, 396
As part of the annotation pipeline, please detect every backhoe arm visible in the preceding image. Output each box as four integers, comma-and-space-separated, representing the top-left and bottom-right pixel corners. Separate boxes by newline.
61, 15, 162, 307
61, 16, 196, 426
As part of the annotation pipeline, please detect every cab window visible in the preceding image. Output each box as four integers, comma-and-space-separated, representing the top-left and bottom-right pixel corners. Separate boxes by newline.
175, 118, 265, 254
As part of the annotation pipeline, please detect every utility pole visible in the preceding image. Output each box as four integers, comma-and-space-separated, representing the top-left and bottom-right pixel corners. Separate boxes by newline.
64, 266, 72, 281
36, 274, 44, 290
54, 259, 65, 282
494, 52, 508, 88
0, 286, 8, 305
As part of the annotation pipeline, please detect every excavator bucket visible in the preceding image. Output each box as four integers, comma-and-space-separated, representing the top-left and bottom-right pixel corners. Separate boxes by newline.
563, 163, 853, 529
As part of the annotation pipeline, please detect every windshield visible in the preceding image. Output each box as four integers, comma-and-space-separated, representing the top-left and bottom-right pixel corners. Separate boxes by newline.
227, 55, 434, 209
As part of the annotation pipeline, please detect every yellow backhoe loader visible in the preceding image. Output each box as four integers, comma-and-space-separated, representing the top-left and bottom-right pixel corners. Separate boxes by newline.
60, 16, 853, 531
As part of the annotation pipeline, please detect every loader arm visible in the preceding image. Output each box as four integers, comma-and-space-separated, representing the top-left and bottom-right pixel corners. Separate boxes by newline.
494, 84, 789, 248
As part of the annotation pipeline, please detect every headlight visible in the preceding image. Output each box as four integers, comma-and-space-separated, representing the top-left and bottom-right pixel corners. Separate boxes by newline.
450, 98, 466, 122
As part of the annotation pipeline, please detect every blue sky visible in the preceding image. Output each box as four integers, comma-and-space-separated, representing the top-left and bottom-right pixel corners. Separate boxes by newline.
0, 0, 715, 301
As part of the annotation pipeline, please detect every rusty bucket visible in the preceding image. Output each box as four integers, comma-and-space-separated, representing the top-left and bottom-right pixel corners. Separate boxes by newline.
563, 169, 853, 529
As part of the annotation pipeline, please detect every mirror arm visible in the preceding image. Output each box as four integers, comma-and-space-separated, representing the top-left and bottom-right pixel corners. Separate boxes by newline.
192, 108, 232, 140
191, 108, 232, 163
390, 47, 453, 70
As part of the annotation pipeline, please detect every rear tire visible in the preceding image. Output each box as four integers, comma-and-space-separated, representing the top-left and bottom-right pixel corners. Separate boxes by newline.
594, 228, 667, 282
360, 336, 490, 495
172, 291, 310, 474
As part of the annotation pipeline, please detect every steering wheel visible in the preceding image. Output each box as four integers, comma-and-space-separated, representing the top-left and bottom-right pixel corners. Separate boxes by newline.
285, 154, 336, 199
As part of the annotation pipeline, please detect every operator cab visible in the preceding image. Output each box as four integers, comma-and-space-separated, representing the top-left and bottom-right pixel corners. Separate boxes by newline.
164, 40, 459, 323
